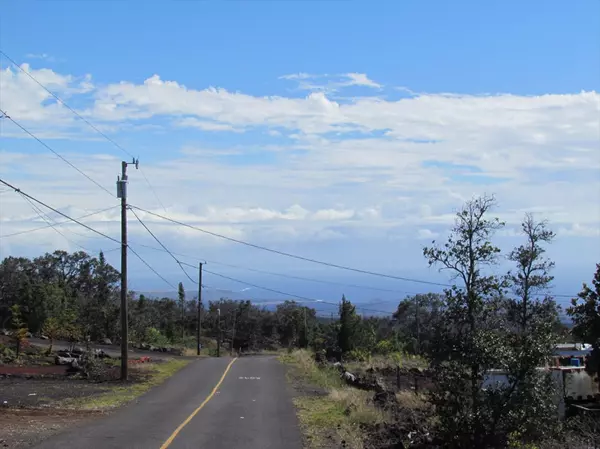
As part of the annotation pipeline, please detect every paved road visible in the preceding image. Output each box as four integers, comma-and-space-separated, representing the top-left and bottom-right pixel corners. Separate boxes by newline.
32, 356, 303, 449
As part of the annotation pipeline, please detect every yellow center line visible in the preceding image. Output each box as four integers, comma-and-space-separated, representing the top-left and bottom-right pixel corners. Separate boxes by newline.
159, 357, 238, 449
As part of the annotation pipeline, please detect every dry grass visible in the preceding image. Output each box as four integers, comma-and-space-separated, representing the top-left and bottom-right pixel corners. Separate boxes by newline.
61, 358, 190, 410
282, 350, 389, 449
395, 390, 428, 410
280, 349, 343, 390
345, 352, 427, 373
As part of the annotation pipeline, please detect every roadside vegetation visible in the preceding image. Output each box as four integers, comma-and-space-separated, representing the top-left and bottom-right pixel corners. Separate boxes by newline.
63, 358, 190, 410
1, 194, 599, 448
280, 196, 599, 449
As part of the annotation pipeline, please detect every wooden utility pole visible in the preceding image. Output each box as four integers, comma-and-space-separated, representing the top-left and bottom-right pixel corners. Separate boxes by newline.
231, 308, 237, 356
217, 300, 221, 357
117, 158, 138, 381
197, 263, 203, 356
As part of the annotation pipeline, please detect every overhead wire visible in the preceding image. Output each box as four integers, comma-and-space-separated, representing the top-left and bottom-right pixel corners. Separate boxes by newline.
0, 51, 167, 213
0, 110, 114, 197
129, 205, 451, 288
19, 193, 94, 253
127, 240, 422, 296
200, 267, 395, 315
0, 178, 119, 244
0, 206, 119, 238
128, 245, 177, 290
0, 178, 174, 289
128, 207, 197, 285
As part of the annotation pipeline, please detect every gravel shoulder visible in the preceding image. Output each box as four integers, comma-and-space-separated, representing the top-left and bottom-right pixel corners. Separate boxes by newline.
0, 409, 102, 449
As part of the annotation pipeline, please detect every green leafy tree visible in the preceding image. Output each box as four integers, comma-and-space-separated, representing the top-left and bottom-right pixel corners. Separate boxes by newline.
178, 282, 186, 341
423, 195, 506, 448
493, 215, 561, 444
568, 263, 600, 381
42, 316, 61, 353
393, 293, 444, 355
10, 304, 28, 357
338, 295, 360, 355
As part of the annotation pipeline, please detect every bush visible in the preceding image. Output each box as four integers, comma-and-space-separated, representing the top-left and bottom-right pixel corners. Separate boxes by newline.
145, 327, 171, 347
374, 340, 395, 355
0, 344, 17, 363
345, 348, 370, 362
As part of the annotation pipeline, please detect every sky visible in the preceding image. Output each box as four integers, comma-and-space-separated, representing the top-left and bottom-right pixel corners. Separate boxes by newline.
0, 0, 599, 315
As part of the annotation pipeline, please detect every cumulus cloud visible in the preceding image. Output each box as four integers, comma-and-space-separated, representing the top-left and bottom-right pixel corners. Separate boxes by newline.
0, 64, 598, 273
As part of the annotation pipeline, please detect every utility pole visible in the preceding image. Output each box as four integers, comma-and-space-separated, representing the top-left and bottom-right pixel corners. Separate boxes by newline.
231, 309, 237, 356
116, 158, 138, 381
196, 263, 203, 356
217, 300, 222, 357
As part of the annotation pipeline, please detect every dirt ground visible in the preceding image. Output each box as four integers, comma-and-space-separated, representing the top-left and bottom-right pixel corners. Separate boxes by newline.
0, 408, 103, 449
0, 377, 111, 408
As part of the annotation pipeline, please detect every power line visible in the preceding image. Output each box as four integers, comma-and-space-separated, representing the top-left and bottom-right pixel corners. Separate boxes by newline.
0, 178, 120, 244
128, 245, 177, 289
19, 193, 94, 253
0, 109, 114, 197
0, 179, 179, 291
201, 268, 395, 315
128, 240, 421, 295
128, 229, 578, 300
0, 51, 167, 213
128, 207, 197, 285
0, 206, 119, 238
128, 205, 451, 288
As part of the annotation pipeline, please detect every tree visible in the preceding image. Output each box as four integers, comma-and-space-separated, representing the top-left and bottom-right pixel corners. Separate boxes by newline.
42, 316, 61, 353
338, 295, 360, 355
9, 304, 28, 358
393, 293, 444, 355
495, 215, 560, 443
423, 195, 505, 447
178, 282, 186, 341
568, 263, 600, 381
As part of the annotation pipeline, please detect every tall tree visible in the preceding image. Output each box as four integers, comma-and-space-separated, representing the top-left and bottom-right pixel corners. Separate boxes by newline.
393, 293, 444, 355
338, 295, 360, 355
568, 263, 600, 381
423, 195, 505, 447
178, 282, 186, 341
496, 215, 560, 443
10, 304, 28, 358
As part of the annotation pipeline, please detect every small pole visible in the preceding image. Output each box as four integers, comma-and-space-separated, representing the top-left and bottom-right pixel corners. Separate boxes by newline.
217, 301, 221, 357
197, 263, 203, 356
231, 308, 237, 356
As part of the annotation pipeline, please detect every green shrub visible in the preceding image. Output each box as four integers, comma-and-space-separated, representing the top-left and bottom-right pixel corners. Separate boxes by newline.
345, 348, 370, 362
374, 339, 395, 355
145, 327, 170, 347
0, 344, 17, 363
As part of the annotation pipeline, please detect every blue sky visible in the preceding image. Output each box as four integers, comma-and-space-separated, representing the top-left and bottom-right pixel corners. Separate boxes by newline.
1, 0, 599, 313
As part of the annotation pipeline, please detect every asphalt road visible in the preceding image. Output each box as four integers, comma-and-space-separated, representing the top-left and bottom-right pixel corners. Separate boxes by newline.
32, 356, 303, 449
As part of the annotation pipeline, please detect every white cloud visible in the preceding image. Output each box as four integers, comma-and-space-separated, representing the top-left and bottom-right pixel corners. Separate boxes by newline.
280, 72, 382, 93
25, 53, 58, 62
175, 117, 240, 132
0, 64, 598, 278
417, 229, 439, 240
